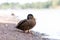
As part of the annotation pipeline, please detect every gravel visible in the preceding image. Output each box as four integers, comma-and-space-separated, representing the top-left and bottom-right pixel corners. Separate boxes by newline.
0, 23, 42, 40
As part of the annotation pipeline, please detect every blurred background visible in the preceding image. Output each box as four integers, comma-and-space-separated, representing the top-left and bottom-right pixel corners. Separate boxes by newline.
0, 0, 60, 40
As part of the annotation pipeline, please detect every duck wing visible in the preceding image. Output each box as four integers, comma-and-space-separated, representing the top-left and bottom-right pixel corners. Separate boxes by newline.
16, 19, 27, 29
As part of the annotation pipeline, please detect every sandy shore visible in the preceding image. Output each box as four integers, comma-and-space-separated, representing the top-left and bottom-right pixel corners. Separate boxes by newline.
0, 16, 19, 24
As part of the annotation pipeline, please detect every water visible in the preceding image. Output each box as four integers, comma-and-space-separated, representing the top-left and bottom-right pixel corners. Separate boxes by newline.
0, 9, 60, 39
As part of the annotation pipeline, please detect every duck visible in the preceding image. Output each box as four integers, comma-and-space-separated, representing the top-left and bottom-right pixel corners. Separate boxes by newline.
16, 14, 36, 33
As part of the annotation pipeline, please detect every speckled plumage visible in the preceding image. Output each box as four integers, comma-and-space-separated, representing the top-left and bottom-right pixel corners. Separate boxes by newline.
16, 14, 36, 32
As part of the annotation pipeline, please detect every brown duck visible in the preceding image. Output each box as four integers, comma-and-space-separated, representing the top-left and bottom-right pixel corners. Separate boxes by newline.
16, 14, 36, 33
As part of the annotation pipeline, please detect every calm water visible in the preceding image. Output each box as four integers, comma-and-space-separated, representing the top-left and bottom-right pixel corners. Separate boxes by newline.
0, 9, 60, 39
